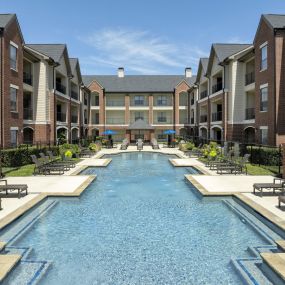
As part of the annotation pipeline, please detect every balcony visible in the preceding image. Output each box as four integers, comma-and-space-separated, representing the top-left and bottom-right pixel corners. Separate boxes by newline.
190, 117, 194, 124
200, 114, 207, 123
56, 82, 66, 94
71, 115, 78, 123
71, 90, 78, 100
245, 72, 255, 85
200, 90, 208, 99
106, 100, 125, 107
191, 98, 195, 105
57, 112, 66, 122
106, 118, 125, 124
84, 118, 88, 124
212, 82, 223, 94
131, 100, 148, 106
23, 108, 33, 120
155, 100, 172, 106
84, 98, 88, 106
23, 72, 32, 86
245, 107, 255, 120
179, 118, 188, 124
212, 111, 222, 122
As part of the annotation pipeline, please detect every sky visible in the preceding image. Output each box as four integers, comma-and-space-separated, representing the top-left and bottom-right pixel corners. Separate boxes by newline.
1, 0, 285, 75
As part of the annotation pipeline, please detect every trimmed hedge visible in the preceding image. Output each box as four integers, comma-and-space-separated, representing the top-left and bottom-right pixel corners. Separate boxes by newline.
245, 146, 281, 166
1, 146, 59, 167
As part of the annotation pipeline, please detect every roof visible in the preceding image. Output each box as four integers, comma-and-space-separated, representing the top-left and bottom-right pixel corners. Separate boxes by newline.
82, 75, 196, 92
69, 58, 78, 73
200, 58, 209, 71
127, 119, 154, 130
0, 14, 15, 28
263, 14, 285, 29
25, 44, 66, 62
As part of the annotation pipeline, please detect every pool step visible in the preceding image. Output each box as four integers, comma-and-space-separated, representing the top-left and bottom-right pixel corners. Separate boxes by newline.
276, 240, 285, 251
0, 241, 6, 252
261, 253, 285, 282
0, 199, 57, 245
0, 254, 21, 282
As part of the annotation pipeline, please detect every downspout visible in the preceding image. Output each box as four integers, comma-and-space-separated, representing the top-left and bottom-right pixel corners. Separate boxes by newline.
0, 28, 3, 148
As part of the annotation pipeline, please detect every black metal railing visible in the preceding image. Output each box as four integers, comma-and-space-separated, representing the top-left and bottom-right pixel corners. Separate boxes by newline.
57, 112, 66, 122
212, 82, 223, 94
200, 114, 207, 123
71, 90, 78, 100
23, 72, 33, 85
200, 90, 208, 99
245, 107, 255, 120
155, 100, 172, 106
23, 108, 33, 120
212, 111, 222, 122
56, 82, 66, 94
245, 72, 255, 85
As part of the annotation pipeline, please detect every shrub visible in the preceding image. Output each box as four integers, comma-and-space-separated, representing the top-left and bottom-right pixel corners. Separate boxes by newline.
89, 143, 101, 152
59, 144, 80, 158
65, 150, 73, 159
246, 146, 281, 166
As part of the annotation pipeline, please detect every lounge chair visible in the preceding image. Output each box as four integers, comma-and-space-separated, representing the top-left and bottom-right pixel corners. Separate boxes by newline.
208, 150, 234, 170
216, 154, 250, 175
120, 138, 129, 150
0, 179, 28, 198
278, 194, 285, 207
253, 178, 285, 197
151, 138, 159, 149
30, 155, 65, 175
39, 153, 71, 171
79, 147, 94, 158
47, 151, 76, 168
137, 139, 143, 151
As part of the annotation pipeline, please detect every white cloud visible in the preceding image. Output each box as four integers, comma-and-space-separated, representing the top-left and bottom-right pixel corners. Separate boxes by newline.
78, 28, 208, 75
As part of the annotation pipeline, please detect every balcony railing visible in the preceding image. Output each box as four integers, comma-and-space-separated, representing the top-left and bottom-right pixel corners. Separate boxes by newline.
91, 119, 99, 124
245, 72, 255, 85
245, 107, 255, 120
84, 98, 88, 106
71, 90, 78, 100
200, 90, 208, 99
131, 100, 148, 106
106, 100, 125, 107
56, 82, 66, 94
84, 118, 88, 124
155, 100, 172, 106
71, 115, 78, 123
200, 114, 207, 123
57, 112, 66, 122
106, 118, 125, 124
23, 108, 33, 120
212, 111, 223, 122
23, 72, 33, 86
179, 118, 188, 124
212, 82, 223, 94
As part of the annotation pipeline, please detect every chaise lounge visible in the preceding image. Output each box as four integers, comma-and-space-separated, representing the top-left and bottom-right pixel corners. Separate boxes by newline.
47, 151, 76, 168
31, 155, 65, 175
151, 138, 159, 149
253, 178, 285, 197
0, 179, 28, 198
137, 139, 143, 151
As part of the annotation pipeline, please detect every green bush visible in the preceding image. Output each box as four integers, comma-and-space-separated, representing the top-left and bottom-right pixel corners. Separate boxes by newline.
89, 143, 101, 152
1, 146, 59, 167
246, 146, 281, 166
65, 150, 73, 159
59, 144, 80, 157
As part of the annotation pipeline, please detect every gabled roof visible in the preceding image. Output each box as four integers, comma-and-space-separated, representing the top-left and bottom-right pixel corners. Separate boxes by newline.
263, 14, 285, 29
0, 14, 14, 28
196, 58, 209, 83
127, 119, 154, 130
82, 75, 196, 93
206, 44, 251, 75
69, 58, 82, 83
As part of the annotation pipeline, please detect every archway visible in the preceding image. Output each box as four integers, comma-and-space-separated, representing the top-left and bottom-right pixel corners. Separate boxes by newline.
199, 127, 208, 139
71, 128, 79, 144
244, 127, 255, 144
57, 127, 68, 144
23, 127, 34, 145
179, 127, 187, 139
211, 126, 223, 143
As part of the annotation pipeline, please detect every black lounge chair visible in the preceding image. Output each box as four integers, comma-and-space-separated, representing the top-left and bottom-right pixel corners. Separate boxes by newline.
216, 154, 250, 175
208, 150, 234, 170
79, 148, 94, 158
46, 151, 76, 168
39, 153, 71, 171
151, 138, 159, 149
253, 178, 285, 197
31, 155, 65, 175
0, 179, 28, 198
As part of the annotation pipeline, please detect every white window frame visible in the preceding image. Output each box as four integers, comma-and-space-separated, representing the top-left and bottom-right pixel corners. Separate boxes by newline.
259, 85, 268, 112
10, 41, 18, 71
260, 42, 268, 71
10, 86, 18, 112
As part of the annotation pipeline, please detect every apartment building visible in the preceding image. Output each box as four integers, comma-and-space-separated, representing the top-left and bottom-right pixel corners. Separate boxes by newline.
83, 68, 196, 142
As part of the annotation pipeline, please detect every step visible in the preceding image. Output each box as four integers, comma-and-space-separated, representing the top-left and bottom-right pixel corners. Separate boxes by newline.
261, 252, 285, 281
275, 240, 285, 251
0, 254, 21, 282
0, 241, 6, 252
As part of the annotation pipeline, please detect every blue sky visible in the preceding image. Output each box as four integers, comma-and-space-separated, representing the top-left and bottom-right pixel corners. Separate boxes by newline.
2, 0, 285, 75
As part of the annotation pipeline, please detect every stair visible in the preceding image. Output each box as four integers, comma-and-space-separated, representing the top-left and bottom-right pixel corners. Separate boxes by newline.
0, 254, 21, 282
0, 241, 6, 252
276, 240, 285, 251
261, 253, 285, 281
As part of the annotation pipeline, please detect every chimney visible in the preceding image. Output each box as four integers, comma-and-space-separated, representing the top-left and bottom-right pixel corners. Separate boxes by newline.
118, 67, 125, 78
185, 67, 192, 78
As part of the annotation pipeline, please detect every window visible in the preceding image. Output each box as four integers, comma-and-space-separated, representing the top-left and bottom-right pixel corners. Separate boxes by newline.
10, 44, 17, 70
10, 87, 17, 111
260, 86, 268, 112
10, 130, 18, 146
157, 112, 167, 122
157, 95, 167, 106
260, 44, 267, 70
260, 128, 268, 145
134, 96, 144, 105
135, 112, 144, 121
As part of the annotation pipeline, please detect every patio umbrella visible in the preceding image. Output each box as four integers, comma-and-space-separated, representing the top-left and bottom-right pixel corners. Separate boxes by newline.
102, 130, 117, 135
163, 130, 176, 135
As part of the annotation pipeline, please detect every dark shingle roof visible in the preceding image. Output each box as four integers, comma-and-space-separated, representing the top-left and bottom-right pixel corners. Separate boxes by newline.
25, 44, 66, 62
0, 14, 14, 28
263, 14, 285, 29
82, 75, 196, 92
69, 58, 78, 73
213, 44, 252, 63
127, 119, 154, 130
200, 58, 209, 72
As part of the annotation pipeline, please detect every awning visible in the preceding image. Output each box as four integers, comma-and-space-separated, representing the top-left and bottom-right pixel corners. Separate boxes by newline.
127, 119, 154, 130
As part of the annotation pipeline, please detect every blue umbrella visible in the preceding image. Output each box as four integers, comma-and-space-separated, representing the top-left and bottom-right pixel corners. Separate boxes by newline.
163, 130, 176, 135
102, 130, 117, 135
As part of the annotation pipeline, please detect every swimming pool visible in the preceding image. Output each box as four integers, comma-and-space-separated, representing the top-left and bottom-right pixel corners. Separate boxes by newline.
0, 152, 284, 284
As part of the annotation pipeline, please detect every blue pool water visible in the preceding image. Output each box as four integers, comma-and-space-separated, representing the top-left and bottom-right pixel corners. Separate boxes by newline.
0, 152, 283, 284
